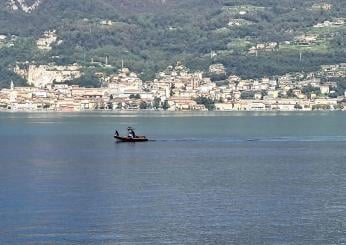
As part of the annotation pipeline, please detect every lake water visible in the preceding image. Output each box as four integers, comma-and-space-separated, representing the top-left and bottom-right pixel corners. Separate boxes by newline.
0, 111, 346, 244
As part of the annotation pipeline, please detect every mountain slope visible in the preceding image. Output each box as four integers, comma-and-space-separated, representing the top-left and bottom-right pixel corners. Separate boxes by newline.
1, 0, 346, 88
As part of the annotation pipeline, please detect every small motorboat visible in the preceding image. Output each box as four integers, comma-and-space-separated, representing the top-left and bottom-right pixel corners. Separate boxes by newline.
114, 135, 149, 142
114, 127, 148, 142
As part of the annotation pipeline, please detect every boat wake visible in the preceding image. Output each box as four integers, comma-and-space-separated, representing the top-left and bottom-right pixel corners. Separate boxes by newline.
247, 136, 346, 142
149, 136, 346, 143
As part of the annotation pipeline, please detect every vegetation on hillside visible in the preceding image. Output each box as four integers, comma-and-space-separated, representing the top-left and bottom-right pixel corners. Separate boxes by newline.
1, 0, 346, 88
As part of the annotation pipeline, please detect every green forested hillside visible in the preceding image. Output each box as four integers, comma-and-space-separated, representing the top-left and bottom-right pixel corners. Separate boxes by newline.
1, 0, 346, 88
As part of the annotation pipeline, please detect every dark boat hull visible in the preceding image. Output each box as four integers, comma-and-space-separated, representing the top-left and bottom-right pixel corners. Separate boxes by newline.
114, 135, 149, 142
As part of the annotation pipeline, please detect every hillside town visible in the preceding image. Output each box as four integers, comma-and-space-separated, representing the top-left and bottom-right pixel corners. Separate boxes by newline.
1, 62, 346, 112
1, 1, 346, 113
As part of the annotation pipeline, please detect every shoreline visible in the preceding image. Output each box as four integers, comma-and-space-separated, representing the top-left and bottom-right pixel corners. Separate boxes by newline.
0, 109, 343, 115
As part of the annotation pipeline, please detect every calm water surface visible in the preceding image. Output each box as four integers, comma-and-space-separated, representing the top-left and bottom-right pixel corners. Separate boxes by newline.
0, 111, 345, 244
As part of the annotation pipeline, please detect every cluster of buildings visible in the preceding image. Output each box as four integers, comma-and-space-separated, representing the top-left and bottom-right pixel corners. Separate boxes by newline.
311, 3, 333, 11
1, 28, 60, 51
313, 18, 345, 28
320, 63, 346, 78
36, 30, 60, 51
0, 63, 209, 111
247, 16, 346, 55
0, 34, 16, 48
1, 62, 346, 112
215, 75, 340, 111
248, 42, 278, 54
215, 63, 346, 111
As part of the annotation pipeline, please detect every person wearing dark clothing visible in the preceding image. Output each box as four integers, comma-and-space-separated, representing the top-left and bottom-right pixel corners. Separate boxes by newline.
131, 129, 136, 138
127, 127, 137, 138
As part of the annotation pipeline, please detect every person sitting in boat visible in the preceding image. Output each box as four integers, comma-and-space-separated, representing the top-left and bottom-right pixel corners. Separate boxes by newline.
115, 130, 119, 136
127, 127, 136, 138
